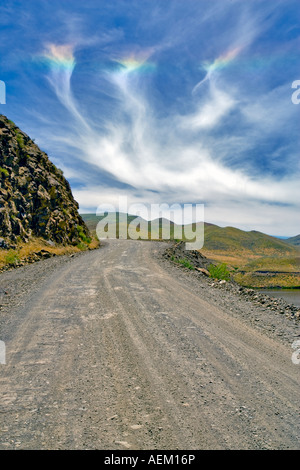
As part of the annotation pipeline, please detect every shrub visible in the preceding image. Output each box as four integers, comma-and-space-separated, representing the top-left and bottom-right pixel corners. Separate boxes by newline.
176, 258, 195, 270
208, 263, 230, 280
76, 225, 91, 244
16, 133, 24, 148
0, 167, 9, 177
5, 250, 20, 266
76, 242, 88, 251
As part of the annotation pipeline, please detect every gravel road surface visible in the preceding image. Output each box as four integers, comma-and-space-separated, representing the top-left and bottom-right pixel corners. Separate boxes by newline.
0, 239, 299, 449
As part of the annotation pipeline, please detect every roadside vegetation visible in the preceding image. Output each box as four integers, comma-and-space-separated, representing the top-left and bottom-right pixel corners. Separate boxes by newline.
170, 255, 195, 270
0, 231, 100, 271
207, 263, 231, 281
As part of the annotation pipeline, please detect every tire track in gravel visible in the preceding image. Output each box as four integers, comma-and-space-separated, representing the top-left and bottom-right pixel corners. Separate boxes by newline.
0, 239, 299, 449
100, 268, 214, 450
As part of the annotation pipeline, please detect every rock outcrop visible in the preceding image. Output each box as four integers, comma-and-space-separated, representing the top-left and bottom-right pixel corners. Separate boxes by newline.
163, 240, 213, 270
0, 115, 89, 245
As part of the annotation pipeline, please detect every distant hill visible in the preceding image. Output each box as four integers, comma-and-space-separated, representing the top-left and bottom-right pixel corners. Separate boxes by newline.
202, 225, 298, 257
82, 212, 138, 233
285, 234, 300, 247
81, 212, 298, 255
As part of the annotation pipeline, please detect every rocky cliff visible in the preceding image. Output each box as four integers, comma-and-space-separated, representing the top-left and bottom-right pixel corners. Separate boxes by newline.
0, 115, 89, 245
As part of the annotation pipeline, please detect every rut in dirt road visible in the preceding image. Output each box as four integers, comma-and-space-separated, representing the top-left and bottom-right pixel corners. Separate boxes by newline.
0, 239, 299, 450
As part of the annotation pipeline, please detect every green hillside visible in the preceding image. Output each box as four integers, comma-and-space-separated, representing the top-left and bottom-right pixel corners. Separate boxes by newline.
200, 226, 300, 288
285, 234, 300, 247
202, 225, 298, 256
82, 212, 137, 233
81, 212, 177, 240
82, 212, 297, 256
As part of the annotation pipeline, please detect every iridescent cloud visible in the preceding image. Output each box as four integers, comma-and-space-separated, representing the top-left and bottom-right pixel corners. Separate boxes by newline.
193, 46, 242, 93
42, 43, 75, 72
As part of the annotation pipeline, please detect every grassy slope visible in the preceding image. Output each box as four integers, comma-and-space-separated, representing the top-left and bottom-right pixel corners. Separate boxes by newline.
285, 234, 300, 247
200, 226, 300, 288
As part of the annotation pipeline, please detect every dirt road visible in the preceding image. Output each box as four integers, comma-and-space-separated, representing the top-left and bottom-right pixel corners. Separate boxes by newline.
0, 240, 299, 449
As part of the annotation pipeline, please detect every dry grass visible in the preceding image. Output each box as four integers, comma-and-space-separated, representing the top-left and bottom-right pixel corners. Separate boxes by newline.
201, 249, 300, 288
0, 235, 100, 270
87, 236, 100, 250
201, 250, 250, 266
234, 272, 300, 289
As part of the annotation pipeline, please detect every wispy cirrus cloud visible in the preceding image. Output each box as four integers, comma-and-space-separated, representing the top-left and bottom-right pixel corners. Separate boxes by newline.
39, 43, 90, 129
2, 0, 299, 235
180, 83, 237, 130
192, 46, 243, 94
37, 30, 300, 235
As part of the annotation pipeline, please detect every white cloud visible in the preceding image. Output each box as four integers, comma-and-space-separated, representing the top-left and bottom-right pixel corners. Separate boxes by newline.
44, 47, 300, 236
242, 83, 297, 134
32, 2, 300, 236
181, 83, 237, 130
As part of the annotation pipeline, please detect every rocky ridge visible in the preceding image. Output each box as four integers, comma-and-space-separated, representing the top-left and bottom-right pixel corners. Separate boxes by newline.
0, 115, 89, 245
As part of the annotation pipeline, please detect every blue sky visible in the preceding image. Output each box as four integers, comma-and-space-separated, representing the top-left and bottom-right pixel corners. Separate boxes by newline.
0, 0, 299, 236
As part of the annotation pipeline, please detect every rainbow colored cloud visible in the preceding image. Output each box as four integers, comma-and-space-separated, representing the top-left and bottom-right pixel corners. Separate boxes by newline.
40, 43, 76, 72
